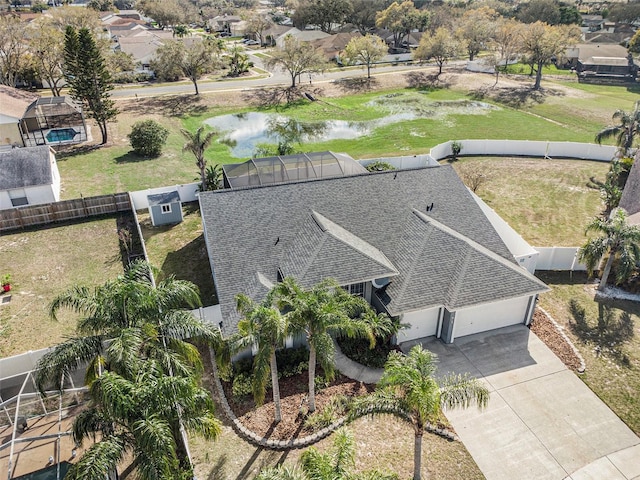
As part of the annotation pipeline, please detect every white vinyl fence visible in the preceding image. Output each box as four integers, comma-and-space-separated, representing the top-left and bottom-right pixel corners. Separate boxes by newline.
129, 182, 200, 210
534, 247, 587, 271
427, 140, 616, 163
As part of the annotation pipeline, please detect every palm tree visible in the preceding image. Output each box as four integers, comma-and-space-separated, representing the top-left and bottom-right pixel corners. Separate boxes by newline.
234, 293, 288, 423
271, 277, 393, 412
34, 260, 224, 478
595, 100, 640, 155
350, 345, 489, 480
66, 360, 220, 480
181, 126, 217, 191
256, 428, 397, 480
579, 209, 640, 290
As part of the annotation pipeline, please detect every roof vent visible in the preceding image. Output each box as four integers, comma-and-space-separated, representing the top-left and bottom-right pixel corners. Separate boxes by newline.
372, 277, 390, 289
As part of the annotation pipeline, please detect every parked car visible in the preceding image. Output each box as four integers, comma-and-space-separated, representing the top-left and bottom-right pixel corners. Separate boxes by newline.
245, 40, 260, 45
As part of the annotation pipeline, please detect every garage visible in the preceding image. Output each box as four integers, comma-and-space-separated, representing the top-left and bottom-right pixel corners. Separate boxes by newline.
396, 306, 441, 343
453, 295, 533, 339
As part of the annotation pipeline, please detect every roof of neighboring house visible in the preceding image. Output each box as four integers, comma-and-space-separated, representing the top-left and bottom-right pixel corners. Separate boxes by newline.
584, 32, 632, 44
264, 24, 295, 39
117, 33, 177, 64
200, 165, 547, 335
568, 43, 629, 61
0, 146, 54, 190
148, 190, 180, 206
0, 86, 38, 122
582, 56, 629, 66
620, 160, 640, 218
310, 32, 362, 59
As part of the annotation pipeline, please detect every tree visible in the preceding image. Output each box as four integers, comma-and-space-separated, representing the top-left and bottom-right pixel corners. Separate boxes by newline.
579, 209, 640, 290
595, 100, 640, 155
34, 260, 223, 478
29, 23, 65, 95
234, 294, 288, 423
137, 0, 188, 28
87, 0, 114, 11
629, 29, 640, 54
128, 119, 169, 157
47, 6, 103, 33
350, 345, 489, 480
375, 1, 429, 48
414, 27, 459, 76
256, 428, 398, 479
0, 14, 32, 87
293, 0, 352, 33
347, 0, 387, 35
607, 2, 640, 25
517, 0, 561, 25
245, 14, 273, 45
199, 164, 223, 191
489, 17, 524, 86
181, 126, 217, 190
64, 27, 118, 145
456, 6, 499, 61
66, 362, 220, 480
265, 34, 328, 88
343, 34, 386, 78
271, 277, 392, 412
152, 37, 223, 94
519, 22, 580, 90
226, 44, 250, 77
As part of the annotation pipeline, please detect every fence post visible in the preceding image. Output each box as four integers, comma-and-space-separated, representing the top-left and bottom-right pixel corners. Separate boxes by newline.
81, 195, 89, 217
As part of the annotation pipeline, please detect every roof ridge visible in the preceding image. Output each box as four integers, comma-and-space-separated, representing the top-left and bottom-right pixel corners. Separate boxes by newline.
446, 245, 472, 308
412, 209, 546, 288
311, 211, 399, 275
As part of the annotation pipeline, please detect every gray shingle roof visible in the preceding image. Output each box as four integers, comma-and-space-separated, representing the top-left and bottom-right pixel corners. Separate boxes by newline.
199, 165, 547, 335
148, 190, 180, 206
0, 146, 53, 190
620, 159, 640, 217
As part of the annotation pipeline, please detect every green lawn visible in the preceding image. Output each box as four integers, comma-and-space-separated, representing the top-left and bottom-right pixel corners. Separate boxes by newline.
57, 78, 631, 198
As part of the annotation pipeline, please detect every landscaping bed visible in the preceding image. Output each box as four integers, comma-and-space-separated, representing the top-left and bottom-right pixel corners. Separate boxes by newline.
530, 308, 583, 371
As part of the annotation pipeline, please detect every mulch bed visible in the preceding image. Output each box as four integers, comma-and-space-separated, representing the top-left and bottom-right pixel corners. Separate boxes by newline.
223, 373, 374, 441
529, 308, 582, 371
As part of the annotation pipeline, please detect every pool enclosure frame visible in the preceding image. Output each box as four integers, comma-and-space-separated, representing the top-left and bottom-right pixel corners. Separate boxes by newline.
19, 97, 87, 147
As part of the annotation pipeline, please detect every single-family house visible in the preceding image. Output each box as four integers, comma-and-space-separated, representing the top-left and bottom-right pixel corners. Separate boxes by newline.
199, 162, 548, 344
561, 43, 637, 83
310, 32, 362, 62
209, 15, 244, 35
0, 87, 87, 148
0, 146, 60, 210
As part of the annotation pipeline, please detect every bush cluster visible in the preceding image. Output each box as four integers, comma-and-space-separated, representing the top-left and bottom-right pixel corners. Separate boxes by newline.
303, 395, 351, 432
337, 335, 394, 369
128, 119, 169, 157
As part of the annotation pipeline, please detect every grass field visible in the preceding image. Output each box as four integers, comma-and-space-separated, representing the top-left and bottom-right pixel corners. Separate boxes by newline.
54, 71, 633, 199
0, 217, 123, 356
190, 416, 484, 480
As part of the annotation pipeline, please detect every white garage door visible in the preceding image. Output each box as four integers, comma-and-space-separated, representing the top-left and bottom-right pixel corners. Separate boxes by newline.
454, 296, 531, 339
396, 307, 440, 343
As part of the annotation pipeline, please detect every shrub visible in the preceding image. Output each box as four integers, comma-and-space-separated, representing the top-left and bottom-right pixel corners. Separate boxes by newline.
231, 373, 253, 398
366, 160, 395, 172
303, 395, 351, 431
337, 335, 394, 368
128, 119, 169, 157
450, 140, 462, 160
276, 345, 308, 378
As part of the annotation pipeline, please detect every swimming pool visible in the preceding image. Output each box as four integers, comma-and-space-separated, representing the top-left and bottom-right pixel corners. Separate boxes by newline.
46, 128, 77, 142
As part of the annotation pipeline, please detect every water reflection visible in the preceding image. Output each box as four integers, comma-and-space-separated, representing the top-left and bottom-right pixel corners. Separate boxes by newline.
205, 112, 384, 158
204, 97, 496, 158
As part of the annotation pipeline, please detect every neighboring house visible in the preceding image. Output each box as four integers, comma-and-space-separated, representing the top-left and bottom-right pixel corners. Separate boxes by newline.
581, 14, 605, 32
199, 162, 547, 345
273, 28, 330, 47
0, 86, 87, 148
620, 159, 640, 225
0, 86, 38, 148
0, 146, 60, 210
209, 15, 243, 35
310, 32, 362, 61
562, 44, 637, 83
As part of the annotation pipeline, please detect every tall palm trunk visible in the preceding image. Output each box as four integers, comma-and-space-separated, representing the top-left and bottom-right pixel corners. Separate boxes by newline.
308, 343, 317, 412
413, 430, 423, 480
598, 253, 615, 291
270, 351, 282, 423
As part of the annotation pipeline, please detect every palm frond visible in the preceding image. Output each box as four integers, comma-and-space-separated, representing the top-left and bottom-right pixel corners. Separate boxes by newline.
439, 373, 490, 410
65, 434, 127, 480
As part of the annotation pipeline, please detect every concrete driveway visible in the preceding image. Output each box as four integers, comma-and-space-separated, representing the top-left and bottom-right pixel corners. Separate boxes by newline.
405, 325, 640, 480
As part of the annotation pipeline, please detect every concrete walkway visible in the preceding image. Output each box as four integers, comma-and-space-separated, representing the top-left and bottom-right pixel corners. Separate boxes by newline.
334, 325, 640, 480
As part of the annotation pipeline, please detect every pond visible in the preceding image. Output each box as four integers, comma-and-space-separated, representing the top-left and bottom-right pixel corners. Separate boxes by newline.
204, 94, 497, 158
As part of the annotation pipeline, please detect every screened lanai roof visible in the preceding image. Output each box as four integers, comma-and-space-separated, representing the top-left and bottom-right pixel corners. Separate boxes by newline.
22, 97, 82, 119
222, 151, 367, 189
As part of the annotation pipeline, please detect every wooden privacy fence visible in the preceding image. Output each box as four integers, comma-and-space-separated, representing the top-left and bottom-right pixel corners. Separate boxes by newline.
0, 193, 131, 232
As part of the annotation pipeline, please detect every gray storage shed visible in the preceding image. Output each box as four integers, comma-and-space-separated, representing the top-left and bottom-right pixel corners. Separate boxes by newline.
147, 190, 183, 226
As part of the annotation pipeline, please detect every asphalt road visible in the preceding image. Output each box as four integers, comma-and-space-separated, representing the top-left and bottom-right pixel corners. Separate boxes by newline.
110, 54, 440, 99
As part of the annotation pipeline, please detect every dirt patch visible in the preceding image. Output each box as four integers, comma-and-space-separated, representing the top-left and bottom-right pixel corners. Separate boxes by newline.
224, 373, 373, 441
530, 308, 583, 371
